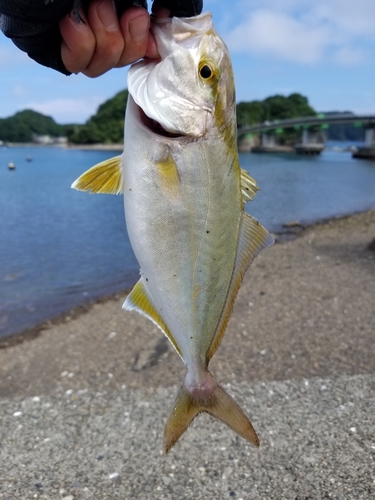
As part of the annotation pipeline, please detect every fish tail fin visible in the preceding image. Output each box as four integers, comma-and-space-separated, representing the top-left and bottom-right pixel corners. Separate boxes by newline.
164, 371, 259, 453
163, 383, 201, 454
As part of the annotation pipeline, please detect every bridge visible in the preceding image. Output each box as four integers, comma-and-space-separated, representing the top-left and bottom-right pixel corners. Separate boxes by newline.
237, 113, 375, 158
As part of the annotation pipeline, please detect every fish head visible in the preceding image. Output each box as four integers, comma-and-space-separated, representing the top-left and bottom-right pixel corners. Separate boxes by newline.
127, 12, 236, 138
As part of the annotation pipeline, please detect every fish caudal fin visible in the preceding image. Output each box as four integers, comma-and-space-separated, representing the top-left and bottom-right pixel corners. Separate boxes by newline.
164, 371, 259, 453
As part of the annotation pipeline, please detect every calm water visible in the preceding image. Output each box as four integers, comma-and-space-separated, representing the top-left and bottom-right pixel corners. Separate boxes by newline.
1, 144, 375, 338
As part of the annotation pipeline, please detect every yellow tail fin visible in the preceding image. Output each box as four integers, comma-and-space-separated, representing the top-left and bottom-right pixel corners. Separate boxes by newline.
164, 371, 259, 453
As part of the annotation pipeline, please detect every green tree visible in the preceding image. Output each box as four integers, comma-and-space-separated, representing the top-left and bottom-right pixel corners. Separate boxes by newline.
71, 89, 129, 144
237, 93, 315, 127
236, 93, 317, 145
0, 109, 64, 142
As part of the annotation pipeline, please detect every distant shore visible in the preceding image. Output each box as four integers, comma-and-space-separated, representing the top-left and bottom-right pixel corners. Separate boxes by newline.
2, 142, 124, 151
2, 140, 364, 153
67, 143, 124, 151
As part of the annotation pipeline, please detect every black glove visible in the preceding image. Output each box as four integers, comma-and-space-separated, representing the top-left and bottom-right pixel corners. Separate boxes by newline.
155, 0, 202, 17
0, 0, 203, 75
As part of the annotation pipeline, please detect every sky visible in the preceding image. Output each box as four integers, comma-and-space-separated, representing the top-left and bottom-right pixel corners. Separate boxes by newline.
1, 0, 375, 124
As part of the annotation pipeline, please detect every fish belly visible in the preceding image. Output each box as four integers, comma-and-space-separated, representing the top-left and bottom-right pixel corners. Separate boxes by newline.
123, 99, 241, 371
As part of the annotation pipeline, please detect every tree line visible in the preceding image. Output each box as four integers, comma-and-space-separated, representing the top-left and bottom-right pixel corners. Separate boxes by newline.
0, 91, 364, 144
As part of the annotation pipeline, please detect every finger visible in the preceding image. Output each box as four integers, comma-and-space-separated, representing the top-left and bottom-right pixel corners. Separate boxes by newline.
144, 31, 159, 60
115, 7, 154, 67
82, 0, 125, 77
60, 8, 96, 74
144, 4, 169, 59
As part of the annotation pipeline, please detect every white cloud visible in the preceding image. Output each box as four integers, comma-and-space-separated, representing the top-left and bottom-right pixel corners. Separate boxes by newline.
314, 0, 375, 37
24, 96, 105, 123
226, 9, 328, 64
223, 0, 375, 66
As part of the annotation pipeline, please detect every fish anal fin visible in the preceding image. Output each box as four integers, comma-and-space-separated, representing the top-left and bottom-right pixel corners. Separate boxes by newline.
164, 371, 259, 453
71, 155, 124, 194
208, 213, 274, 361
123, 279, 182, 358
241, 168, 259, 203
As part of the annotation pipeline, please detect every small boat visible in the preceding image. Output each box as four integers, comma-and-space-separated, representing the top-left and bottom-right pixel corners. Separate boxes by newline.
8, 162, 15, 170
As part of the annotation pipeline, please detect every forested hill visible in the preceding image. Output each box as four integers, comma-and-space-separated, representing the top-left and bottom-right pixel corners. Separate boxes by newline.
0, 90, 129, 144
236, 93, 316, 127
0, 109, 65, 142
65, 89, 129, 144
0, 91, 365, 144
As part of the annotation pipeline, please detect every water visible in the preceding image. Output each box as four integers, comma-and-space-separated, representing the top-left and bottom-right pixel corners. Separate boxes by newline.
0, 147, 138, 338
242, 144, 375, 230
1, 144, 375, 339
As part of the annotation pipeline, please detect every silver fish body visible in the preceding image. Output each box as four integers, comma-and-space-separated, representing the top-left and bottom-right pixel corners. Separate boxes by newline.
72, 12, 273, 453
123, 94, 241, 377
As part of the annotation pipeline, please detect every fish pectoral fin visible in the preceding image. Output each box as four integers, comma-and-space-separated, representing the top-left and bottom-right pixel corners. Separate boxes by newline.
164, 371, 259, 454
241, 168, 259, 203
208, 213, 274, 360
123, 279, 182, 358
71, 155, 124, 194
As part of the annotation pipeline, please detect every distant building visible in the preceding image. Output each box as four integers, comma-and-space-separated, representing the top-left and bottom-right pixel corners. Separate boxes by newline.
32, 134, 68, 145
54, 136, 68, 145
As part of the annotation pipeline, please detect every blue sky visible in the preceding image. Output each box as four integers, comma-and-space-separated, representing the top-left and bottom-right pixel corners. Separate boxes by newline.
1, 0, 375, 124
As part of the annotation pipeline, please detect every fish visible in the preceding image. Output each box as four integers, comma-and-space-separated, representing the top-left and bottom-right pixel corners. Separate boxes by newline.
72, 11, 274, 453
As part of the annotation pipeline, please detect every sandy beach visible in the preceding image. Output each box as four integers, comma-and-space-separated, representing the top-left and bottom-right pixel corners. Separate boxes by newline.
0, 210, 374, 499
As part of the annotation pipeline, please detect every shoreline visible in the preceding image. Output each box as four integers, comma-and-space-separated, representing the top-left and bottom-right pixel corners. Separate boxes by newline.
1, 208, 374, 351
2, 140, 367, 153
2, 142, 124, 151
0, 288, 130, 350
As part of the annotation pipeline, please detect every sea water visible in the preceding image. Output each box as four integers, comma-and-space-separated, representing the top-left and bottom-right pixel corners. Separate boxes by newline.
1, 144, 374, 338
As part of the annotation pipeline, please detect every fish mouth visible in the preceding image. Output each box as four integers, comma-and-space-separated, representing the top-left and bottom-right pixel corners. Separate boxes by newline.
138, 107, 185, 139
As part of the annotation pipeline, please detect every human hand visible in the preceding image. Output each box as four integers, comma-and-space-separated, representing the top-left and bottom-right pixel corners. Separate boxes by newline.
60, 0, 160, 77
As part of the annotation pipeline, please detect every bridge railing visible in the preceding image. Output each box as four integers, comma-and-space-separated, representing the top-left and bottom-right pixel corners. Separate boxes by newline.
238, 114, 375, 135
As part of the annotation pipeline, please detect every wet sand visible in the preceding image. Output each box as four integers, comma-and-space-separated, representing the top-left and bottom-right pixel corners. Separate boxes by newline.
0, 210, 374, 498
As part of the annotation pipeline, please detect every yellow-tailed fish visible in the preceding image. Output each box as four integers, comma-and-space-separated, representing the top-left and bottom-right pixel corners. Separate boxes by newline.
72, 12, 274, 453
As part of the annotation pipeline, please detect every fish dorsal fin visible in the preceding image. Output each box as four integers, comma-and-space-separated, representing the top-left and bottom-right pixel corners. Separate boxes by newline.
207, 213, 274, 361
123, 279, 182, 359
71, 155, 124, 194
241, 168, 259, 203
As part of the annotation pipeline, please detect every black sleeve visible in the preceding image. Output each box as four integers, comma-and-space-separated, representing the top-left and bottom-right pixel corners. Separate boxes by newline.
0, 0, 73, 74
155, 0, 202, 17
0, 0, 203, 75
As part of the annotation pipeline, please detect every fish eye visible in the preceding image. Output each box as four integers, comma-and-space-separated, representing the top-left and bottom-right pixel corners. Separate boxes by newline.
200, 65, 212, 79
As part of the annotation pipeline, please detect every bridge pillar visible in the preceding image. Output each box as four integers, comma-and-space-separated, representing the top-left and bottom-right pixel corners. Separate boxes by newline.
353, 125, 375, 159
262, 134, 276, 148
237, 134, 256, 152
365, 127, 375, 147
294, 128, 325, 155
250, 132, 293, 153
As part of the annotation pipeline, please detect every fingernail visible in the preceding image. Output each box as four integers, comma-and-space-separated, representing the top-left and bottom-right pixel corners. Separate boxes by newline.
98, 0, 118, 31
129, 15, 149, 43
